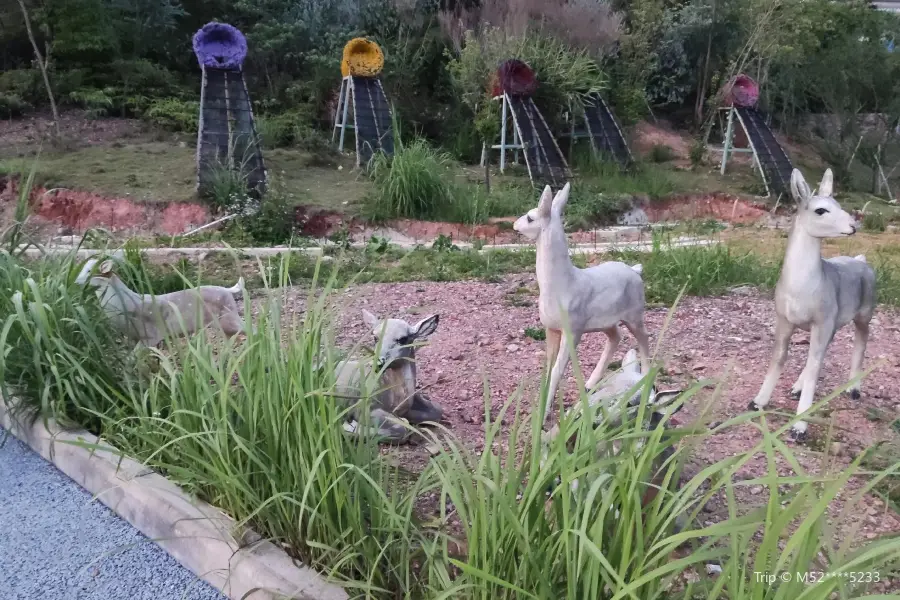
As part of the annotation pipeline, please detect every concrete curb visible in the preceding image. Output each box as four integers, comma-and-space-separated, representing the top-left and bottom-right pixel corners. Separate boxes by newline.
18, 235, 717, 261
0, 399, 348, 600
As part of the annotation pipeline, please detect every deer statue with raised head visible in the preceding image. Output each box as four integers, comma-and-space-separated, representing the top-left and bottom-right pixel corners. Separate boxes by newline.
333, 310, 444, 442
749, 168, 876, 442
513, 182, 651, 425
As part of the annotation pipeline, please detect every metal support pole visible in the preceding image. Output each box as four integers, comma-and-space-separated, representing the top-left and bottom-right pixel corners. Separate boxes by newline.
332, 78, 345, 143
720, 107, 734, 175
512, 115, 520, 165
338, 77, 351, 153
499, 94, 508, 173
479, 142, 487, 168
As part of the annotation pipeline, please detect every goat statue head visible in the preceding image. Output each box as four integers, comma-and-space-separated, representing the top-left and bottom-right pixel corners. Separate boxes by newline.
513, 182, 571, 241
362, 309, 439, 369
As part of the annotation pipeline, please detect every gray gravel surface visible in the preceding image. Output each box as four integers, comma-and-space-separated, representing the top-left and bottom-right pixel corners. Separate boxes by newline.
0, 426, 225, 600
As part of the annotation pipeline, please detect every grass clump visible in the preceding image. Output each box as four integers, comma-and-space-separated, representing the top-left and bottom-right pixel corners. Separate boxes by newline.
610, 235, 781, 304
367, 138, 458, 220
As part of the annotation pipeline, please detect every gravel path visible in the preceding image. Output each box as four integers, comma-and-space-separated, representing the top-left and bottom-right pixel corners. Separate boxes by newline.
0, 427, 225, 600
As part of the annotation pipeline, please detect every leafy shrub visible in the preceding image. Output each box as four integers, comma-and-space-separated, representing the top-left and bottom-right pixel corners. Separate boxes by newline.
648, 143, 676, 163
240, 189, 296, 245
68, 87, 116, 118
145, 98, 199, 132
0, 69, 43, 105
863, 211, 887, 232
689, 138, 707, 167
0, 93, 31, 118
256, 113, 300, 148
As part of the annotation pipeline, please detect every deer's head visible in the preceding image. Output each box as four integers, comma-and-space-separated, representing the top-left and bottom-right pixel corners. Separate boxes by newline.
540, 349, 683, 488
513, 182, 571, 241
74, 257, 116, 288
791, 168, 858, 239
362, 309, 439, 369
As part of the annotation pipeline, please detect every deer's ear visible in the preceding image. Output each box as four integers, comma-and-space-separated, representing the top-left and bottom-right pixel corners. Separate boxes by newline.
790, 169, 812, 206
652, 388, 684, 411
551, 182, 571, 216
412, 314, 439, 339
537, 185, 553, 218
818, 168, 833, 198
362, 309, 379, 329
99, 260, 114, 275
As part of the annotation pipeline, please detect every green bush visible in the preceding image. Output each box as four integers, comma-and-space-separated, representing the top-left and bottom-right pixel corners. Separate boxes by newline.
145, 97, 199, 133
0, 69, 43, 105
648, 143, 676, 163
0, 93, 31, 118
240, 189, 297, 245
863, 211, 887, 233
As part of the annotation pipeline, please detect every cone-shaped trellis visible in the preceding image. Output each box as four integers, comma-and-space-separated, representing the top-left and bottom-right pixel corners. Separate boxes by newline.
714, 74, 794, 199
193, 22, 267, 197
580, 93, 633, 169
483, 59, 570, 188
332, 38, 395, 167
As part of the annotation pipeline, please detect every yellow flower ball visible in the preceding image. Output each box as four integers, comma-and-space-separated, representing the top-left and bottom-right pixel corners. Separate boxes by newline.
341, 38, 384, 77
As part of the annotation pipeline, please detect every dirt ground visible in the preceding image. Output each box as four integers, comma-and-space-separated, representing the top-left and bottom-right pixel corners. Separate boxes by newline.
270, 277, 900, 544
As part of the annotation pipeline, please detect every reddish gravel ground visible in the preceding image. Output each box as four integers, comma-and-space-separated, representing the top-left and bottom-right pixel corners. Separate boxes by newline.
276, 277, 900, 546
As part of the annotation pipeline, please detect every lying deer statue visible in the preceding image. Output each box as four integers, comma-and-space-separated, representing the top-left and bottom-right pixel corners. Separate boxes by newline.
75, 257, 248, 347
541, 348, 683, 497
513, 182, 651, 425
749, 168, 876, 442
334, 310, 444, 442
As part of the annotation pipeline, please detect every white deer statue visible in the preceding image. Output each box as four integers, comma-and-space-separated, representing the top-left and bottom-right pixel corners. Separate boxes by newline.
513, 182, 651, 425
333, 310, 444, 442
749, 168, 877, 442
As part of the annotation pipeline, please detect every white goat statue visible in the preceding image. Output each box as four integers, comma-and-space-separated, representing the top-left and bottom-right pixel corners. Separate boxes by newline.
334, 310, 444, 442
749, 168, 877, 442
75, 257, 249, 347
513, 182, 651, 424
541, 348, 683, 496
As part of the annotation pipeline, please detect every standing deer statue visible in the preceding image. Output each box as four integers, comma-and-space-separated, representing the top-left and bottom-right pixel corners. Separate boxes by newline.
749, 168, 876, 442
333, 310, 444, 442
513, 182, 651, 425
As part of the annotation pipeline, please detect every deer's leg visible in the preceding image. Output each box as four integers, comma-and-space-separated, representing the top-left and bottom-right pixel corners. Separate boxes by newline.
624, 317, 652, 375
585, 326, 620, 392
407, 392, 443, 424
370, 408, 411, 443
848, 318, 870, 401
790, 323, 835, 442
545, 331, 581, 425
789, 368, 807, 399
545, 328, 562, 371
750, 315, 794, 411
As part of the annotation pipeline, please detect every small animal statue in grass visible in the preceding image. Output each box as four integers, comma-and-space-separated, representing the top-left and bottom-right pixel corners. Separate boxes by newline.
513, 182, 651, 425
541, 348, 684, 497
334, 310, 444, 442
75, 257, 248, 348
749, 168, 876, 443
